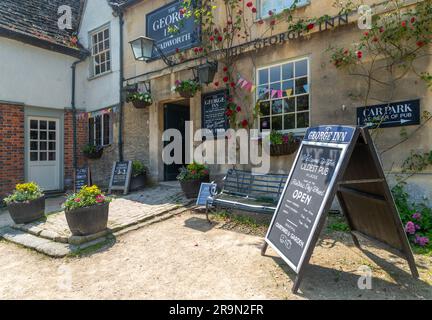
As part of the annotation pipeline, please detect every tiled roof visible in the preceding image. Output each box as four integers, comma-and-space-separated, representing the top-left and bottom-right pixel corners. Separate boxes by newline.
0, 0, 84, 55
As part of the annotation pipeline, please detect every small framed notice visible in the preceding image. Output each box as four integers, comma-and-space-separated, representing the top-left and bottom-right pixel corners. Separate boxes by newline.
196, 183, 217, 206
108, 161, 132, 195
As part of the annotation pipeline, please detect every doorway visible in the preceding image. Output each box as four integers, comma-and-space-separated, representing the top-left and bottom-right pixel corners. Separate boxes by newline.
163, 103, 190, 181
27, 117, 60, 191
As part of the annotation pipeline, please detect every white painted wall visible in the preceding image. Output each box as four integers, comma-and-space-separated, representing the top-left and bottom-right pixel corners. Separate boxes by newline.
0, 37, 75, 109
75, 0, 120, 112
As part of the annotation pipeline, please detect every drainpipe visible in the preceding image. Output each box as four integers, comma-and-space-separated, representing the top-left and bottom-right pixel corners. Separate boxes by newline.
118, 10, 125, 162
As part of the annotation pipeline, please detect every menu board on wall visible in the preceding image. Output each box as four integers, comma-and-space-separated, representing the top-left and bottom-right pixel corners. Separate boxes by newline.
146, 0, 200, 58
201, 90, 229, 137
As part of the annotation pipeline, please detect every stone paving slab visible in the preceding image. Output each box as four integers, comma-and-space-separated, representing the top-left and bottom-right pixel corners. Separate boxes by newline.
0, 185, 193, 256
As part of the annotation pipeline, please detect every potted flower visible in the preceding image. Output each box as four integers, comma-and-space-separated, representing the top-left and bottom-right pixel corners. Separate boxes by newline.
82, 144, 104, 159
127, 91, 153, 109
130, 160, 147, 191
174, 79, 201, 98
63, 185, 111, 236
177, 162, 210, 199
268, 131, 301, 156
4, 182, 45, 224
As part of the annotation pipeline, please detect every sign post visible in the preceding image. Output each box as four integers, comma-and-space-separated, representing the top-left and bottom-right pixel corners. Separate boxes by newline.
262, 125, 418, 293
108, 161, 132, 195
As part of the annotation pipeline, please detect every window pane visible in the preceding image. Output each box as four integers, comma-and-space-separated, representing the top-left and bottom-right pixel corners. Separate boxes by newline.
40, 152, 47, 161
284, 114, 295, 130
259, 101, 270, 116
282, 63, 294, 79
40, 131, 47, 140
284, 98, 295, 113
101, 63, 106, 73
297, 95, 309, 111
104, 39, 110, 50
295, 77, 308, 95
297, 112, 309, 128
106, 61, 111, 72
260, 117, 270, 131
30, 152, 38, 161
95, 65, 100, 75
272, 99, 283, 115
295, 59, 308, 77
30, 120, 38, 129
272, 116, 282, 130
49, 142, 56, 151
30, 141, 38, 151
89, 118, 95, 144
257, 85, 269, 100
269, 82, 281, 93
282, 80, 294, 96
49, 121, 56, 130
270, 66, 280, 83
103, 114, 110, 145
40, 141, 47, 151
258, 69, 268, 85
95, 116, 102, 146
49, 152, 56, 161
30, 130, 38, 140
49, 131, 56, 141
104, 29, 109, 39
39, 121, 47, 130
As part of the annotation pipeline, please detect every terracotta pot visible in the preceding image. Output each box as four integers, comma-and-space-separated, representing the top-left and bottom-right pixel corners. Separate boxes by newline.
130, 174, 146, 191
7, 196, 45, 224
270, 142, 300, 156
65, 203, 109, 236
132, 100, 152, 109
179, 175, 210, 199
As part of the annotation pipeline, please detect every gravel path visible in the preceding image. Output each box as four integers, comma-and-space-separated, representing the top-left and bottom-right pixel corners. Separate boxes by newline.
0, 211, 431, 300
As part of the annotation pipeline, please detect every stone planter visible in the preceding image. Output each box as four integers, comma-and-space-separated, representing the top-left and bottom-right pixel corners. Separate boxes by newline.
7, 196, 45, 224
130, 174, 146, 191
65, 202, 109, 236
132, 100, 152, 109
179, 175, 210, 199
270, 142, 300, 156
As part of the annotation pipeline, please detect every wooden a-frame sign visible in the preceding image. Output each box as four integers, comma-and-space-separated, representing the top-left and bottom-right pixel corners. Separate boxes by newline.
262, 125, 418, 294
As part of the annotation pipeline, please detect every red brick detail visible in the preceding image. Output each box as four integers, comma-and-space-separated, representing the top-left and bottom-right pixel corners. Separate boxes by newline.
64, 110, 88, 189
0, 104, 25, 198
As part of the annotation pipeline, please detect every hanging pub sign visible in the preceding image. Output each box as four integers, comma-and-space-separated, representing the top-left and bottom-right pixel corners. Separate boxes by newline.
201, 90, 229, 138
356, 99, 420, 128
108, 161, 132, 195
262, 125, 418, 294
146, 0, 200, 59
74, 167, 91, 193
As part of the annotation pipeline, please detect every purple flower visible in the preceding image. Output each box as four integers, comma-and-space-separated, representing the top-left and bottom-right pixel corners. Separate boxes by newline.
405, 221, 416, 235
175, 80, 181, 86
412, 212, 422, 220
415, 224, 421, 230
414, 235, 429, 247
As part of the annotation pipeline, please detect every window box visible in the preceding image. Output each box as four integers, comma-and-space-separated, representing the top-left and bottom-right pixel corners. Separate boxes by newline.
270, 141, 300, 156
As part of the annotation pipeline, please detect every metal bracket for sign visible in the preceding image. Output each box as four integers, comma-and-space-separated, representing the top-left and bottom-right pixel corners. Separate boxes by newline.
108, 161, 132, 195
262, 126, 418, 294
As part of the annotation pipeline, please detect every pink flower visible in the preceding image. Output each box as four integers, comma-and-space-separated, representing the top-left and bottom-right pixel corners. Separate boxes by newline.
74, 198, 81, 203
412, 212, 422, 220
175, 80, 181, 86
405, 221, 416, 235
96, 195, 105, 203
414, 235, 429, 247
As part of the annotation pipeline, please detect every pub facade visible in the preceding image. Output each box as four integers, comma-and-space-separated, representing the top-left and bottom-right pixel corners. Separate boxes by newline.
95, 0, 431, 203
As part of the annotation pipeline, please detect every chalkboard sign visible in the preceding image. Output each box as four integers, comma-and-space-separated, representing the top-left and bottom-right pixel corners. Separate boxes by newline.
108, 161, 132, 195
196, 183, 217, 206
74, 167, 90, 192
202, 90, 229, 138
263, 125, 418, 294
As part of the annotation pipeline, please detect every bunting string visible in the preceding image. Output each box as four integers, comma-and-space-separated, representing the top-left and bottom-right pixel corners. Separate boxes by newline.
236, 74, 309, 97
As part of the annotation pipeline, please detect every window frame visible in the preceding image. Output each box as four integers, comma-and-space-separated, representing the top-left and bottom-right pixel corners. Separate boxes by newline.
257, 0, 310, 20
255, 56, 311, 135
88, 113, 112, 147
89, 23, 111, 78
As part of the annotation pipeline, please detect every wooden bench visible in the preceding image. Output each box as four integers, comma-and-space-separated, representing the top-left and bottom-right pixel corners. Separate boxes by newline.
206, 169, 287, 221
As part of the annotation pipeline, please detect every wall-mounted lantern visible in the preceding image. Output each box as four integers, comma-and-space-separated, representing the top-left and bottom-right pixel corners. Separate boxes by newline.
197, 61, 218, 85
129, 36, 174, 67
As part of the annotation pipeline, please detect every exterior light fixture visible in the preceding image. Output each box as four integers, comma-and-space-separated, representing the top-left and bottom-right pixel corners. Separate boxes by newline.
197, 61, 218, 85
129, 36, 174, 67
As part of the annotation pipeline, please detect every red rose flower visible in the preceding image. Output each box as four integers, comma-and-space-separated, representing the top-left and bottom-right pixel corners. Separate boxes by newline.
241, 119, 249, 128
258, 20, 264, 25
252, 7, 257, 13
363, 31, 369, 37
217, 35, 223, 42
226, 109, 233, 116
411, 17, 416, 23
268, 10, 273, 16
223, 66, 228, 72
270, 20, 276, 26
373, 36, 379, 42
401, 21, 406, 27
416, 40, 425, 47
379, 27, 384, 33
306, 23, 314, 30
194, 47, 199, 53
236, 106, 242, 112
357, 51, 363, 59
230, 82, 236, 88
214, 81, 219, 87
246, 1, 253, 8
223, 76, 229, 83
199, 47, 203, 52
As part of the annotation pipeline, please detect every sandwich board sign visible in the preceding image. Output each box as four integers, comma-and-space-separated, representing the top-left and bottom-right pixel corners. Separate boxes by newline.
262, 125, 418, 293
74, 166, 91, 192
108, 161, 132, 195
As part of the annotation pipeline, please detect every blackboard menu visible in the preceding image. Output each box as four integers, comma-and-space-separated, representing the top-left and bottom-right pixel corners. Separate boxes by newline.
202, 90, 229, 137
109, 161, 132, 195
74, 167, 90, 192
196, 183, 217, 206
267, 145, 342, 268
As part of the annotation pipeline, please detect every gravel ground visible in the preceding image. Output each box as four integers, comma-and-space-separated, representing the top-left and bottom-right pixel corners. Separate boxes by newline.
0, 211, 431, 300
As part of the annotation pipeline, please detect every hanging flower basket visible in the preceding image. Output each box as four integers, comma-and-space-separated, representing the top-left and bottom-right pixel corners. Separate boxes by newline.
268, 131, 301, 156
174, 79, 201, 99
127, 92, 153, 109
82, 144, 104, 159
